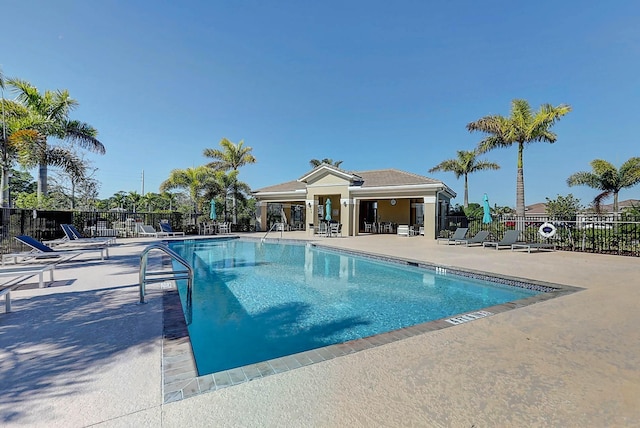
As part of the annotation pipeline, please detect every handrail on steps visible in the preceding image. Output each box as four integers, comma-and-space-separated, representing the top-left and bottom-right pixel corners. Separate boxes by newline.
139, 243, 193, 306
261, 222, 283, 242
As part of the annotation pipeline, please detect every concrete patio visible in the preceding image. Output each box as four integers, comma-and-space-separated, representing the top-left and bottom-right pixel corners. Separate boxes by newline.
1, 233, 638, 427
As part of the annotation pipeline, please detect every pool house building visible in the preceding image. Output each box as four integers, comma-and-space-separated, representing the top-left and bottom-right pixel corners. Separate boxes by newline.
252, 164, 456, 239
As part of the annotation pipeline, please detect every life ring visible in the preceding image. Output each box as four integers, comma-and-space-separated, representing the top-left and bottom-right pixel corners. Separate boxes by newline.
539, 222, 557, 238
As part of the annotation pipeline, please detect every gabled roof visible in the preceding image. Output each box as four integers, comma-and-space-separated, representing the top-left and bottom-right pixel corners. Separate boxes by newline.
253, 165, 455, 197
355, 169, 441, 188
252, 180, 306, 193
298, 163, 362, 184
525, 202, 547, 215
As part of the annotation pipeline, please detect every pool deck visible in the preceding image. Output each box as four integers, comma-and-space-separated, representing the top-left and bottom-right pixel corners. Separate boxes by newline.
1, 233, 638, 427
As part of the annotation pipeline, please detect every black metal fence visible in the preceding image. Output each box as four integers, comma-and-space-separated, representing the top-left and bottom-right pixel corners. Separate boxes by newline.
0, 208, 183, 255
441, 214, 640, 257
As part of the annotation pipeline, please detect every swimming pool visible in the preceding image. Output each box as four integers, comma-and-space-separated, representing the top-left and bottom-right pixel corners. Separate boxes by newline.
167, 238, 546, 376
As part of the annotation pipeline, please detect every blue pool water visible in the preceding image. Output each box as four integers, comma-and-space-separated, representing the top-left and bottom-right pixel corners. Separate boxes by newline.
168, 238, 541, 375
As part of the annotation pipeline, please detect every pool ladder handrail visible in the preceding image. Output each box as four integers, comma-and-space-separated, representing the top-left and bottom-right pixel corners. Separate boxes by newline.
261, 222, 284, 242
139, 243, 193, 305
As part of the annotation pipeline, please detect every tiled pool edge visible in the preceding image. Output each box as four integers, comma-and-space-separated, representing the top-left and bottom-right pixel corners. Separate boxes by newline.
161, 258, 582, 403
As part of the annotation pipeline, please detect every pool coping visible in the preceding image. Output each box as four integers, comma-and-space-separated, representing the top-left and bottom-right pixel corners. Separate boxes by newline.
161, 240, 582, 403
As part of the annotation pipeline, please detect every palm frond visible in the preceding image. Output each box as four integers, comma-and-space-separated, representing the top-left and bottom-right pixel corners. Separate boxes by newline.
64, 120, 105, 154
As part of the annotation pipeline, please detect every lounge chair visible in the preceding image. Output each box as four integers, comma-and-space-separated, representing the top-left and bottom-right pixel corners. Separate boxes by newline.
158, 222, 185, 236
0, 264, 56, 289
136, 224, 168, 237
437, 227, 468, 245
455, 230, 490, 246
61, 224, 116, 246
511, 242, 556, 253
482, 230, 521, 250
2, 235, 109, 265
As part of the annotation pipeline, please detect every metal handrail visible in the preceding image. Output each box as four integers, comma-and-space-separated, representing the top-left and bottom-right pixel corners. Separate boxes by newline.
261, 222, 283, 242
139, 243, 193, 306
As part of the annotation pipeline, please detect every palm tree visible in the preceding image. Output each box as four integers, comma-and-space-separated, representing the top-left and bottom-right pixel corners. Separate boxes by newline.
160, 166, 217, 216
0, 95, 87, 207
111, 191, 127, 210
309, 158, 343, 168
0, 67, 9, 206
212, 170, 251, 222
127, 191, 142, 212
567, 158, 640, 213
467, 99, 571, 217
160, 191, 177, 211
8, 78, 105, 201
203, 138, 256, 223
428, 150, 500, 208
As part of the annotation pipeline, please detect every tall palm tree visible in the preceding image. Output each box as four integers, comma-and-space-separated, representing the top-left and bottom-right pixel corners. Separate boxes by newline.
8, 78, 105, 201
428, 150, 500, 208
467, 99, 571, 216
0, 67, 8, 206
203, 138, 256, 223
309, 158, 343, 168
567, 157, 640, 213
0, 95, 87, 206
160, 166, 217, 216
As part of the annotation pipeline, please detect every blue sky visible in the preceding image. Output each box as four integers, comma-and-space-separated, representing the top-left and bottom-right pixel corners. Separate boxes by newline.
2, 0, 639, 208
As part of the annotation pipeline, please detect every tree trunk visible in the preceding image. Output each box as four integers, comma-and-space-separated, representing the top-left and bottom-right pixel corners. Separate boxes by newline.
232, 184, 237, 224
515, 142, 525, 217
1, 166, 9, 207
37, 162, 48, 204
463, 174, 469, 208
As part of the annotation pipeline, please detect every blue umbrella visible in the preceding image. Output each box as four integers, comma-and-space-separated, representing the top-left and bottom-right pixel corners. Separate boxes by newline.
325, 198, 332, 221
210, 199, 217, 220
482, 193, 492, 224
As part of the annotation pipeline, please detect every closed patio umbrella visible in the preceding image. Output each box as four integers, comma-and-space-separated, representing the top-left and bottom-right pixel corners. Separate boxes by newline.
482, 193, 493, 224
325, 198, 332, 221
210, 199, 217, 220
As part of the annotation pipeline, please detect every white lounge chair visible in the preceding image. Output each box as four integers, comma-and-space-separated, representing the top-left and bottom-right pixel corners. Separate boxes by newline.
136, 224, 168, 237
0, 264, 56, 289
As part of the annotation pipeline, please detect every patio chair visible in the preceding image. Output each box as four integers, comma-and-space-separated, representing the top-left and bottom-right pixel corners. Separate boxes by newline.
455, 230, 491, 246
511, 241, 556, 253
218, 222, 230, 234
437, 227, 468, 245
317, 222, 328, 237
482, 230, 521, 250
329, 222, 342, 237
3, 235, 109, 265
158, 221, 185, 236
61, 224, 117, 246
397, 225, 410, 236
